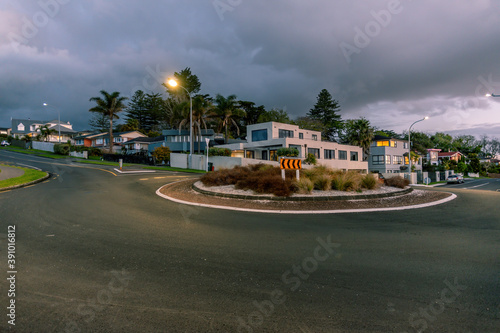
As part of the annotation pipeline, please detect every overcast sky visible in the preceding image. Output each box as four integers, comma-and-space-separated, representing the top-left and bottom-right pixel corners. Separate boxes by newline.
1, 0, 500, 138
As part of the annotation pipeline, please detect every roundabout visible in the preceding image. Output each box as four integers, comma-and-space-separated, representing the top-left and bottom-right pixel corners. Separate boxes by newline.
157, 179, 456, 214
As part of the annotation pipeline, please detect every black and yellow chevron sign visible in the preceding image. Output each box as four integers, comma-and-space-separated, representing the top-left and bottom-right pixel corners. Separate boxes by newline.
280, 158, 302, 170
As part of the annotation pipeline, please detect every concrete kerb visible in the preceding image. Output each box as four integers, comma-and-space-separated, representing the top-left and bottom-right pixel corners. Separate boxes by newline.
156, 181, 458, 215
0, 169, 50, 192
192, 181, 413, 201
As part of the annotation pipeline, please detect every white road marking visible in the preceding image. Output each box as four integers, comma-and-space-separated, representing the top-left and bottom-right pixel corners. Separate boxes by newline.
463, 183, 488, 189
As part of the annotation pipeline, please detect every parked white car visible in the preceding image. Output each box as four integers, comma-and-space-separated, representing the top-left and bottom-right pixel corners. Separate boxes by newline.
1, 140, 10, 146
447, 174, 464, 184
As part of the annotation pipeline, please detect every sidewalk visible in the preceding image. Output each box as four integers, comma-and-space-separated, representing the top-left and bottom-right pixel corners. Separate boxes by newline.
0, 165, 24, 181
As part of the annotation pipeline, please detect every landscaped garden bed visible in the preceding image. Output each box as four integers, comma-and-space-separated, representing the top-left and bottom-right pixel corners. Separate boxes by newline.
199, 164, 410, 197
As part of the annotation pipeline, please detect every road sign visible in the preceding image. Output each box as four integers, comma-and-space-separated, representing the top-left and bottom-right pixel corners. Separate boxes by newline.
280, 158, 302, 170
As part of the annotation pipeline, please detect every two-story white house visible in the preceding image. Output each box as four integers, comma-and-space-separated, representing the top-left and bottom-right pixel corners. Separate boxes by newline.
216, 122, 368, 172
368, 136, 422, 174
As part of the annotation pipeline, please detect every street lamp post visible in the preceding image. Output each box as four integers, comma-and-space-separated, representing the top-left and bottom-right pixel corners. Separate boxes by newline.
42, 103, 61, 143
167, 79, 193, 169
205, 137, 210, 172
408, 116, 429, 183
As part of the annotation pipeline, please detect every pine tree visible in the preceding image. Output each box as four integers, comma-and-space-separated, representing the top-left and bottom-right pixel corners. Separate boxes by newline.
307, 89, 343, 141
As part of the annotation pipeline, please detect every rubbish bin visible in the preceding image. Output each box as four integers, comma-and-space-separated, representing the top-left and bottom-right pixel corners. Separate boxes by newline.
208, 162, 213, 171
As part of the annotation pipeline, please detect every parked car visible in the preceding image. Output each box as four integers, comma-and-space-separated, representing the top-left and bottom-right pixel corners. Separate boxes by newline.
1, 140, 10, 146
447, 174, 464, 184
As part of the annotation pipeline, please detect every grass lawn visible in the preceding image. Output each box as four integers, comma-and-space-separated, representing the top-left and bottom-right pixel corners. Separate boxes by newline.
0, 164, 48, 189
0, 146, 68, 159
143, 166, 206, 174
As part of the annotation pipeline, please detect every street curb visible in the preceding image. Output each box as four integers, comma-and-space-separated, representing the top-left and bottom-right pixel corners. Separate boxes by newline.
156, 181, 457, 214
0, 171, 50, 192
192, 181, 413, 201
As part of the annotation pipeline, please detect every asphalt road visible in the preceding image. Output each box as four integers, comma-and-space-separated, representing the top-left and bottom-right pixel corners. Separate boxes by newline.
0, 150, 499, 332
440, 178, 500, 192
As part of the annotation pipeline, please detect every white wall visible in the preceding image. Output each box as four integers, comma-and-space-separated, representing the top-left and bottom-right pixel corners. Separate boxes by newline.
69, 151, 88, 159
171, 153, 189, 169
32, 141, 55, 152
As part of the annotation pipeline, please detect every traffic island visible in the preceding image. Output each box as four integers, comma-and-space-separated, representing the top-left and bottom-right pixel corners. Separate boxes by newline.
157, 179, 456, 214
0, 164, 50, 192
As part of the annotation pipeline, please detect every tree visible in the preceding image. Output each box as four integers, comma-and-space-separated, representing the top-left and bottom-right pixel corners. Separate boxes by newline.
38, 125, 55, 142
125, 91, 165, 132
257, 108, 292, 124
430, 132, 453, 151
340, 118, 374, 161
374, 129, 401, 139
163, 67, 201, 101
192, 95, 214, 153
293, 116, 326, 133
152, 146, 171, 165
403, 131, 432, 154
307, 89, 343, 141
89, 112, 109, 132
452, 135, 478, 154
212, 94, 245, 143
89, 90, 128, 153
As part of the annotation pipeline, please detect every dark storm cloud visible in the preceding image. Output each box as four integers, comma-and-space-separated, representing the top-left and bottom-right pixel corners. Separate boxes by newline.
1, 0, 499, 137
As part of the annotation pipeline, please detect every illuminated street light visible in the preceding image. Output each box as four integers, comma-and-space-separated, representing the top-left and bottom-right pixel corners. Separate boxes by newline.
408, 116, 429, 183
42, 102, 61, 143
485, 93, 500, 97
167, 79, 193, 168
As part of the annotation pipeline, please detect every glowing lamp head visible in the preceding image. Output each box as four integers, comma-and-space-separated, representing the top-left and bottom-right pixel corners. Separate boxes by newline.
486, 93, 492, 97
424, 116, 429, 120
167, 79, 178, 87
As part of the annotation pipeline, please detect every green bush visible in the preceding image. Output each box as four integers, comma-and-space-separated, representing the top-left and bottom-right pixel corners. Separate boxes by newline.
303, 153, 317, 165
384, 176, 409, 189
296, 178, 314, 194
152, 146, 171, 164
54, 144, 70, 155
208, 147, 232, 157
277, 147, 299, 157
361, 173, 379, 190
313, 174, 331, 191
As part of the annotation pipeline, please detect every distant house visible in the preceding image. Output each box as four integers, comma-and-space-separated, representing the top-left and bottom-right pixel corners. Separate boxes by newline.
438, 151, 464, 163
214, 122, 368, 172
368, 136, 422, 174
0, 127, 11, 136
11, 118, 76, 142
122, 136, 167, 154
73, 131, 147, 152
426, 149, 441, 166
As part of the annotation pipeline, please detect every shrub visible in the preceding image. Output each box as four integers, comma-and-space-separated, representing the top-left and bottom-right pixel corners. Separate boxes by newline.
152, 146, 171, 164
384, 176, 410, 189
304, 153, 317, 165
361, 173, 379, 190
208, 147, 231, 157
277, 147, 299, 157
201, 164, 297, 197
296, 178, 314, 194
331, 171, 362, 191
54, 144, 70, 155
313, 174, 331, 191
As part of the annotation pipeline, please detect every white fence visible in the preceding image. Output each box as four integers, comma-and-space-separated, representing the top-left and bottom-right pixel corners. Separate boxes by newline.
69, 151, 88, 159
32, 141, 55, 152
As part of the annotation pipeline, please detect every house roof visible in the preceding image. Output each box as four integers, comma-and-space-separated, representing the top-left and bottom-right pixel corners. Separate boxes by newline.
162, 129, 215, 136
47, 124, 76, 134
438, 152, 463, 157
11, 119, 44, 133
124, 136, 166, 144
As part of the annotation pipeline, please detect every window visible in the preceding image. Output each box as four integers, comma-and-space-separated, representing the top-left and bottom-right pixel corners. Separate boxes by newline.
404, 142, 408, 149
377, 140, 389, 147
252, 129, 268, 142
75, 139, 84, 145
246, 150, 255, 159
372, 155, 384, 165
339, 150, 347, 160
350, 151, 358, 161
404, 156, 409, 165
393, 156, 403, 165
299, 133, 304, 139
307, 148, 320, 159
96, 138, 103, 145
312, 134, 318, 141
324, 149, 335, 160
17, 123, 25, 132
269, 150, 278, 161
114, 137, 122, 143
279, 129, 294, 138
385, 155, 391, 164
391, 141, 397, 148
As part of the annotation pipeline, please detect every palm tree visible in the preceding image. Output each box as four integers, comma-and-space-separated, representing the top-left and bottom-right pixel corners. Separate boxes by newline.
212, 94, 245, 144
341, 118, 374, 161
192, 95, 213, 153
38, 125, 56, 142
89, 90, 128, 153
